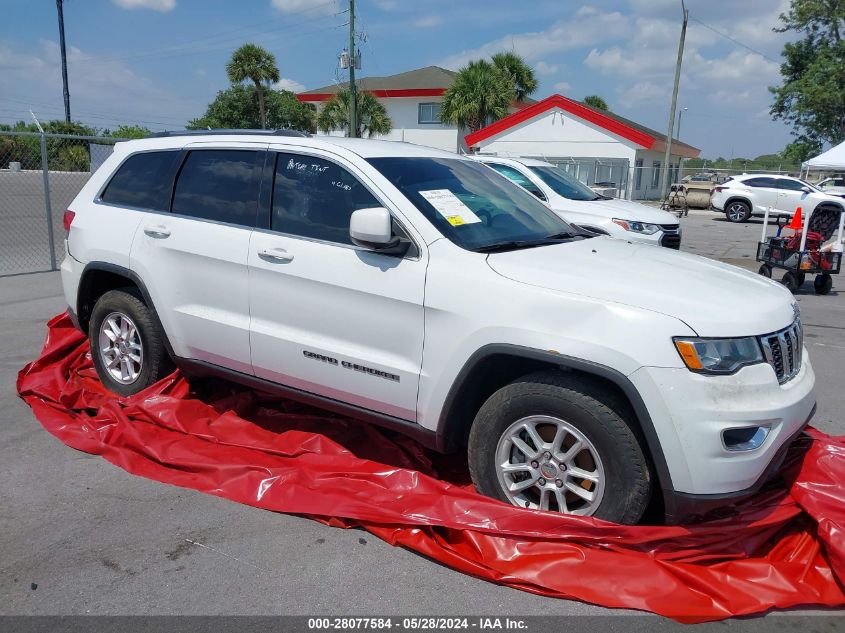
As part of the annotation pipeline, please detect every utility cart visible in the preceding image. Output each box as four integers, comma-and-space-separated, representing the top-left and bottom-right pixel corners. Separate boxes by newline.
757, 204, 844, 294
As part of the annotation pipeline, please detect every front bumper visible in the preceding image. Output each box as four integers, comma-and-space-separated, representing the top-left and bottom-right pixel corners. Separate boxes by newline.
628, 355, 816, 517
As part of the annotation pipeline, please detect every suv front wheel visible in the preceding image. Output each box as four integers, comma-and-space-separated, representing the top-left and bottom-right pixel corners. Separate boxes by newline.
468, 372, 651, 524
89, 288, 172, 396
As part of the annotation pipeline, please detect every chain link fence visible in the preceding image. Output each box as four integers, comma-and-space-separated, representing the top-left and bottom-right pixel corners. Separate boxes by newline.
0, 131, 126, 276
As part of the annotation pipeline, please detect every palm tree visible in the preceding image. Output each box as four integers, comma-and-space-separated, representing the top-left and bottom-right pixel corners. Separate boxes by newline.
316, 90, 392, 138
226, 43, 280, 129
583, 95, 609, 111
440, 59, 515, 133
491, 52, 537, 102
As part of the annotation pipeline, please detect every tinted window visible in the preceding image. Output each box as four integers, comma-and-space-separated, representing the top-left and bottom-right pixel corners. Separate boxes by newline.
272, 153, 380, 245
171, 150, 262, 226
743, 177, 778, 188
776, 178, 808, 191
488, 164, 547, 200
368, 157, 573, 252
100, 151, 177, 210
529, 166, 600, 201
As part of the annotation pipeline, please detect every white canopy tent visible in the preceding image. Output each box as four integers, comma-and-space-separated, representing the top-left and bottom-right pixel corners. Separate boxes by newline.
802, 140, 845, 176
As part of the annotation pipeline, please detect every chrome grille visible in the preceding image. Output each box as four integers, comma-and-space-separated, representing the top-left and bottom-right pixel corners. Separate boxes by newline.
759, 319, 803, 384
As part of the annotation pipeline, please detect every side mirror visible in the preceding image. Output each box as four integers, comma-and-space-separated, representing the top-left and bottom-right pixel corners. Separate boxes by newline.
801, 186, 812, 193
350, 207, 408, 255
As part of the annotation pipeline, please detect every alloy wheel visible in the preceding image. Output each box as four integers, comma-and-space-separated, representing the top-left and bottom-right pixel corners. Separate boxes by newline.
98, 311, 143, 384
495, 415, 605, 514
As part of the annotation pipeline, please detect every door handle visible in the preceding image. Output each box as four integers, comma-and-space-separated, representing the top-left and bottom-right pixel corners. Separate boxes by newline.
143, 224, 171, 239
258, 247, 294, 263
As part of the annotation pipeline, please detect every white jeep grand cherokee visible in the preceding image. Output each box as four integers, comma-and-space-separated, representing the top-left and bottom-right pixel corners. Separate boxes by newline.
60, 131, 816, 525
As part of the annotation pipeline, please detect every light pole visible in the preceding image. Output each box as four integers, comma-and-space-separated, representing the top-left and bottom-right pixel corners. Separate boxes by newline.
676, 106, 688, 141
676, 106, 688, 180
56, 0, 71, 123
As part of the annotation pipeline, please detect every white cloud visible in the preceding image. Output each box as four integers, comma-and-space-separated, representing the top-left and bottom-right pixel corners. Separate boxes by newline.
553, 81, 571, 93
413, 16, 442, 29
270, 0, 336, 15
112, 0, 176, 11
273, 77, 306, 93
535, 61, 559, 75
438, 8, 631, 69
0, 40, 192, 129
374, 0, 399, 10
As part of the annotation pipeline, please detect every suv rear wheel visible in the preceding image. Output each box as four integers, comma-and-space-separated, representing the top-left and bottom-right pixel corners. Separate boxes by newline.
89, 288, 172, 396
468, 372, 651, 525
725, 200, 751, 223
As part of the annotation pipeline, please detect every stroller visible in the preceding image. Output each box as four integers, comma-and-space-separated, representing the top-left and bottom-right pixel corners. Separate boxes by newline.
756, 204, 844, 294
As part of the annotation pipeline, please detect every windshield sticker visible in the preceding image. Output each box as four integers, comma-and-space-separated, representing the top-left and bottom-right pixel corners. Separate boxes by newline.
419, 189, 481, 227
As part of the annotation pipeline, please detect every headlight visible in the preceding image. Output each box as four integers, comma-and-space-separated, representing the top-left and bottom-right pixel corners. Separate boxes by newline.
612, 218, 661, 235
673, 336, 763, 375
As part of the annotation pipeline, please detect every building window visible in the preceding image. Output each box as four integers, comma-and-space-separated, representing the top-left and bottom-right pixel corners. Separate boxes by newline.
651, 161, 661, 189
634, 159, 643, 190
418, 102, 442, 124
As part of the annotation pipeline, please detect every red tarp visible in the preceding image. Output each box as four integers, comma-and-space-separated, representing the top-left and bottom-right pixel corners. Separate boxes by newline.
16, 313, 845, 622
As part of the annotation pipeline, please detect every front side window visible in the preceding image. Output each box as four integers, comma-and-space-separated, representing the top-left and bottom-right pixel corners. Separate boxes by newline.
367, 157, 575, 252
776, 178, 808, 192
100, 150, 178, 210
528, 165, 600, 201
418, 102, 442, 124
171, 150, 262, 226
488, 163, 547, 200
272, 153, 380, 245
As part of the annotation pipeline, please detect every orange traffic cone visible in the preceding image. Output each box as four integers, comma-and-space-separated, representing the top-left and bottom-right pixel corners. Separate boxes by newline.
787, 207, 803, 231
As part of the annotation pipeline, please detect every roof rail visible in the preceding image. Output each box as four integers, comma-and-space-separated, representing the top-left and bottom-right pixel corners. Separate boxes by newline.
146, 129, 309, 138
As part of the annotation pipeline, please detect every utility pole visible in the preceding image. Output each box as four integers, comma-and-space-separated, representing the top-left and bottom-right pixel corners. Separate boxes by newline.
348, 0, 358, 138
661, 0, 687, 200
56, 0, 71, 123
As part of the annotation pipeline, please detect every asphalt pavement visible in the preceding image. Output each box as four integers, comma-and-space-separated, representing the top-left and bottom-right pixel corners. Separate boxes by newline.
1, 210, 843, 624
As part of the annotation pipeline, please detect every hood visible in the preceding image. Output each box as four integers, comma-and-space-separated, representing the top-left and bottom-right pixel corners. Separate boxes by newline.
550, 196, 680, 225
486, 237, 796, 337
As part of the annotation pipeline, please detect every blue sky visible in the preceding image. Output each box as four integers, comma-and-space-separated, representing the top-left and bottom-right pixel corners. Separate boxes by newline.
0, 0, 796, 158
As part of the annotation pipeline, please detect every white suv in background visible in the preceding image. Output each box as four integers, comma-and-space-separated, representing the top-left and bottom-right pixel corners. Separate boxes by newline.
711, 174, 845, 223
61, 131, 815, 525
473, 155, 682, 249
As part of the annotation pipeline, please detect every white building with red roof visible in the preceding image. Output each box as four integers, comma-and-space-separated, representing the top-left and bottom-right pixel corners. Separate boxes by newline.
297, 66, 700, 200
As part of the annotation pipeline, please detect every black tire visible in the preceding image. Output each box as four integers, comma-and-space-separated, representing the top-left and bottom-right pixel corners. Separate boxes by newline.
89, 288, 172, 396
781, 271, 799, 293
467, 372, 651, 525
758, 264, 772, 278
814, 274, 833, 295
797, 272, 806, 287
725, 200, 751, 223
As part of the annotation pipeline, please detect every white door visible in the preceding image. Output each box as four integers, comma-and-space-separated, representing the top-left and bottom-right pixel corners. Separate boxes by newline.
775, 177, 810, 216
248, 151, 426, 421
130, 146, 266, 373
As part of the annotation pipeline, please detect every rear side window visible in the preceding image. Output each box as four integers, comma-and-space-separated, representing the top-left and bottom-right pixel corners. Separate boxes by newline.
172, 150, 262, 226
743, 177, 778, 188
271, 152, 380, 245
100, 151, 177, 210
487, 163, 547, 200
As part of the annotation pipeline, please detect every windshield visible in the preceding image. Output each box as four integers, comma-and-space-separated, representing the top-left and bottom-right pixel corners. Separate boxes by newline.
367, 157, 577, 251
528, 165, 600, 201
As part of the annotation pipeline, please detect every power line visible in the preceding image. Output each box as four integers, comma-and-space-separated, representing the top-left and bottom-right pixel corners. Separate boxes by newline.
689, 15, 781, 64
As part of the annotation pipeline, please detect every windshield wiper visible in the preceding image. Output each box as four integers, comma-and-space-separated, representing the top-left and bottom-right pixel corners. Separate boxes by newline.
473, 232, 578, 253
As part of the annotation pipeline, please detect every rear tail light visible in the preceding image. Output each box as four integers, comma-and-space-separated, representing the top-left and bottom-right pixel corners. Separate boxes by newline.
63, 210, 75, 233
714, 186, 726, 193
